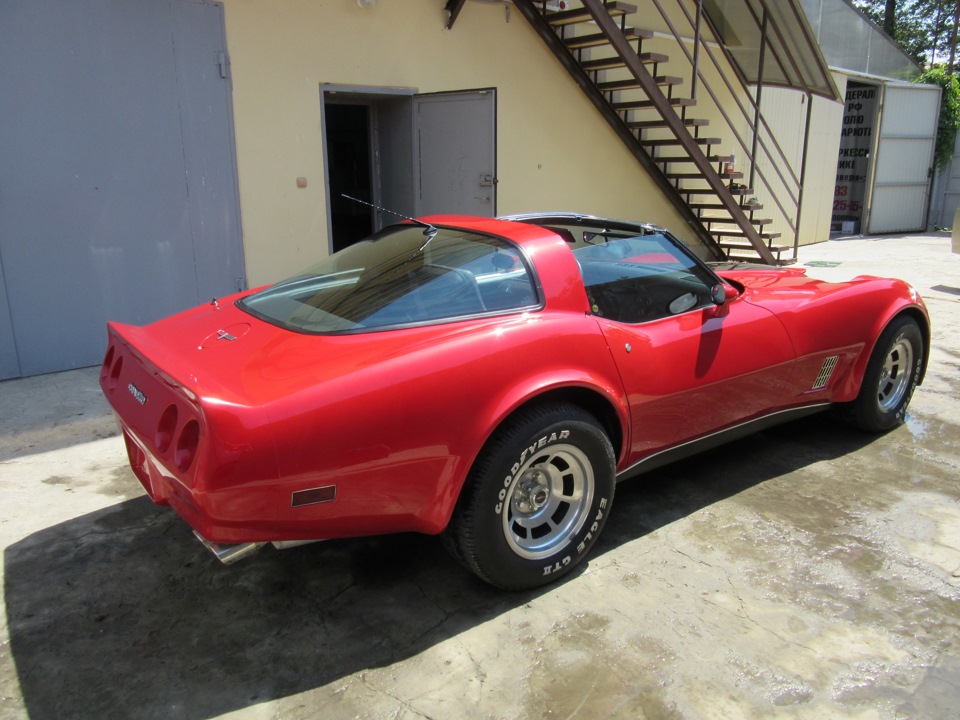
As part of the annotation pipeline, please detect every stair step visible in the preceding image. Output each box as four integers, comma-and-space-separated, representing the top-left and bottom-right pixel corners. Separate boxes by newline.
598, 76, 683, 91
614, 97, 696, 110
682, 186, 753, 196
720, 241, 790, 251
656, 153, 730, 164
688, 203, 729, 211
547, 1, 637, 26
582, 52, 670, 72
629, 118, 709, 130
667, 172, 745, 182
727, 254, 795, 266
713, 230, 782, 239
643, 137, 721, 147
564, 27, 654, 50
689, 201, 762, 211
705, 217, 773, 225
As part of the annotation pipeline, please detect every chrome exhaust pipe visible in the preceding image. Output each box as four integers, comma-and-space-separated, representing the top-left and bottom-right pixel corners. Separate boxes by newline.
193, 531, 266, 565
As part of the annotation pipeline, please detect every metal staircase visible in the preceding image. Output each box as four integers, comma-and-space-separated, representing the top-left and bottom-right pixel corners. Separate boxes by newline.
507, 0, 810, 265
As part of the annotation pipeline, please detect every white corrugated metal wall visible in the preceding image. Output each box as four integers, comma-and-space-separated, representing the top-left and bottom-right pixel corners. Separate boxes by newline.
866, 83, 940, 234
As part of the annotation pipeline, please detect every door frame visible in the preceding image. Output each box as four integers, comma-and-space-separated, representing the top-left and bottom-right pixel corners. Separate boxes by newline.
320, 84, 418, 254
320, 85, 498, 254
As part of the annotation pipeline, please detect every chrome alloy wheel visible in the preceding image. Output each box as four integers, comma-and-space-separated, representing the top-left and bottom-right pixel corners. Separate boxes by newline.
877, 336, 914, 411
503, 443, 594, 560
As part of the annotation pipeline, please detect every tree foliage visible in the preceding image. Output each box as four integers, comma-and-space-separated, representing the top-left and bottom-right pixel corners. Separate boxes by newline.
917, 66, 960, 170
851, 0, 956, 68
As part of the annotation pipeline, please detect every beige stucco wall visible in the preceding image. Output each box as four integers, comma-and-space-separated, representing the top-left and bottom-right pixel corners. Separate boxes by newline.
219, 0, 697, 286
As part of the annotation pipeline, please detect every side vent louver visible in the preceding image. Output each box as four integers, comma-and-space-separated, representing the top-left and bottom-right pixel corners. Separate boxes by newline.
813, 356, 839, 390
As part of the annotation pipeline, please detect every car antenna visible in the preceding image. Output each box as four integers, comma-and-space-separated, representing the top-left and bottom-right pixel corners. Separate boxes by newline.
342, 194, 438, 247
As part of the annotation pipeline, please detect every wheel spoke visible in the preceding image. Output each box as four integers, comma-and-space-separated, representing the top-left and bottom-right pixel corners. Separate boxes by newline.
503, 444, 594, 559
876, 337, 913, 411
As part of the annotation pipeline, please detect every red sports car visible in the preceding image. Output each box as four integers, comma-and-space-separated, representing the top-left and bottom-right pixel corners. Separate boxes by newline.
100, 214, 929, 589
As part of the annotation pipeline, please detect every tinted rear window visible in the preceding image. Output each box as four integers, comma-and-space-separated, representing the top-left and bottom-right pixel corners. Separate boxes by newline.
239, 225, 540, 333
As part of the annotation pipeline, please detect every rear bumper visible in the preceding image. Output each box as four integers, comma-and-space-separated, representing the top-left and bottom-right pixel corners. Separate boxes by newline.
118, 420, 212, 537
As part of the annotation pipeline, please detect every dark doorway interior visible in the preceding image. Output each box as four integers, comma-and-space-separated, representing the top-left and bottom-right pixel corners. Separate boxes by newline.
326, 104, 373, 252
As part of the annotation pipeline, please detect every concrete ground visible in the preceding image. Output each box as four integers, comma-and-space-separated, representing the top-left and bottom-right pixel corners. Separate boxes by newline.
1, 232, 959, 720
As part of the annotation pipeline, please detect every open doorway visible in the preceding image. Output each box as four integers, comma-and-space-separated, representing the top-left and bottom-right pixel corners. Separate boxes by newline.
325, 104, 374, 252
321, 86, 496, 254
832, 81, 878, 234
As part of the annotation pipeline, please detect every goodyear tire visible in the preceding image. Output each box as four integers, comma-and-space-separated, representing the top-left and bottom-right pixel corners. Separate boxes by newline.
837, 315, 923, 432
444, 403, 615, 590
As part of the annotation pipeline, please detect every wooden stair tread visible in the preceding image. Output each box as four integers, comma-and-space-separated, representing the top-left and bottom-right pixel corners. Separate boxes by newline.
682, 186, 753, 196
629, 118, 709, 129
564, 27, 653, 49
727, 253, 797, 266
644, 137, 720, 147
582, 52, 670, 72
705, 217, 773, 225
713, 230, 782, 239
547, 1, 637, 26
656, 154, 732, 163
598, 76, 683, 91
688, 203, 729, 210
720, 241, 791, 251
614, 97, 696, 110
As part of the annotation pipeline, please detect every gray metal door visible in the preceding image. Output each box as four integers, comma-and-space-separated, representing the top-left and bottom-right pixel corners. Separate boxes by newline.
866, 83, 940, 234
415, 90, 496, 217
0, 0, 244, 378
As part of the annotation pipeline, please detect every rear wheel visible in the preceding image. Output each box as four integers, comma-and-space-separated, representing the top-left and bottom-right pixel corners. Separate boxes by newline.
444, 403, 616, 590
836, 315, 923, 432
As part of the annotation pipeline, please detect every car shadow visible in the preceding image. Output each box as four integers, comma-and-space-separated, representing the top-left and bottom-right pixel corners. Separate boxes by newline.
4, 415, 878, 719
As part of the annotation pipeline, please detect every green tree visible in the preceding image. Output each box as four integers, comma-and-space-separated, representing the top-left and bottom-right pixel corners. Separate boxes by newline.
852, 0, 956, 68
917, 66, 960, 170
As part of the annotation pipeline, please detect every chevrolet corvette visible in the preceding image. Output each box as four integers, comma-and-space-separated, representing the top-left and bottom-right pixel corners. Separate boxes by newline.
100, 214, 929, 589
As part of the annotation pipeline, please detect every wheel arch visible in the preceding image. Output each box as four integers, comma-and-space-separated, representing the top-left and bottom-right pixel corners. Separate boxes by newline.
896, 306, 931, 385
513, 386, 625, 461
837, 303, 930, 400
437, 382, 627, 533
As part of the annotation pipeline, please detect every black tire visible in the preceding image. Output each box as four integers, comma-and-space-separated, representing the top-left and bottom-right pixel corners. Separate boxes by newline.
834, 315, 923, 432
443, 403, 616, 590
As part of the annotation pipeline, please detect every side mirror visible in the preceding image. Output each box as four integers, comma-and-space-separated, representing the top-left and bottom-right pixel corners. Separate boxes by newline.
710, 283, 727, 306
710, 282, 740, 307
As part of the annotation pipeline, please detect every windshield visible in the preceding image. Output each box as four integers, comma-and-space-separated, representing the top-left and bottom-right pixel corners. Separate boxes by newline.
239, 225, 540, 333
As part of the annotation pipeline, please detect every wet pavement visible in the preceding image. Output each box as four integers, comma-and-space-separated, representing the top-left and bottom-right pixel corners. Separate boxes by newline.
1, 232, 959, 719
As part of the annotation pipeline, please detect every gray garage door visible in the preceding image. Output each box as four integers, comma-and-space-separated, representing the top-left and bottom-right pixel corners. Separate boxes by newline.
0, 0, 245, 379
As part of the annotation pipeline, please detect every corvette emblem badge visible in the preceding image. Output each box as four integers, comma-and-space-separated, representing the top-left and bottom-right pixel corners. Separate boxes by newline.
127, 383, 147, 406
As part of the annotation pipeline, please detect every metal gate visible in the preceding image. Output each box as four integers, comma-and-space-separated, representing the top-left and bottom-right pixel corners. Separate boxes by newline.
0, 0, 244, 378
866, 83, 940, 234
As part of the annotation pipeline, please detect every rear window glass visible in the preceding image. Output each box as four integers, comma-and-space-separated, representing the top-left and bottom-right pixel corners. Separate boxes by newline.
239, 225, 540, 333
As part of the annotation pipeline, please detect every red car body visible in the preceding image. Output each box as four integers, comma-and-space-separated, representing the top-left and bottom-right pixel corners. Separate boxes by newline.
101, 214, 929, 585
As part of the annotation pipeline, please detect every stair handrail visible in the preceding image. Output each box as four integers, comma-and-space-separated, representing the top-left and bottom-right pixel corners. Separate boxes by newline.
663, 0, 805, 196
647, 0, 803, 233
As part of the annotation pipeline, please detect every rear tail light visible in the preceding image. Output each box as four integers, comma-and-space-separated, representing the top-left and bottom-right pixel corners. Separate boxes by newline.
101, 346, 115, 383
155, 405, 179, 454
108, 354, 123, 391
175, 420, 200, 473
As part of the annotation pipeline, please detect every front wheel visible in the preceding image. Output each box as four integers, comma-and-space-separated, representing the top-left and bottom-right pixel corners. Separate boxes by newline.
835, 315, 923, 432
444, 403, 616, 590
